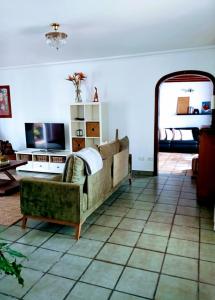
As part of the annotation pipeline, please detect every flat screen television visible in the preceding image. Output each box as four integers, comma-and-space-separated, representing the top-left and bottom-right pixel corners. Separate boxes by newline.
25, 123, 65, 150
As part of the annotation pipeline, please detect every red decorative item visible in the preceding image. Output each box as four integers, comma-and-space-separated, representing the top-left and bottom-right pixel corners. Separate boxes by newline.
0, 86, 12, 118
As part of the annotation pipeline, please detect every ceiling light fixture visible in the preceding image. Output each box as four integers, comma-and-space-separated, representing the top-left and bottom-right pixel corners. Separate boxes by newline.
45, 23, 68, 50
181, 88, 194, 93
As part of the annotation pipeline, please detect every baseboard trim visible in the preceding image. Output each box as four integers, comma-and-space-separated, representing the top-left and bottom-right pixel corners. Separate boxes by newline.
132, 170, 154, 177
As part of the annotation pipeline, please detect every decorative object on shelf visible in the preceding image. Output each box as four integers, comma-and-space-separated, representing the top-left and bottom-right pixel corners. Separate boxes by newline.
201, 101, 211, 114
45, 23, 68, 50
176, 97, 189, 115
76, 129, 83, 137
75, 117, 85, 121
0, 86, 12, 118
187, 106, 194, 114
193, 108, 199, 115
66, 72, 87, 103
93, 87, 99, 102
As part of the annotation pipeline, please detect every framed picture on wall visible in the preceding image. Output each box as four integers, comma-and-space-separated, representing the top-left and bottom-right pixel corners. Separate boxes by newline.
0, 85, 12, 118
176, 97, 190, 114
201, 101, 211, 114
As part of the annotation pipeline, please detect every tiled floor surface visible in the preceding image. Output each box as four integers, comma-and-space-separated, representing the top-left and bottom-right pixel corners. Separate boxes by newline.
0, 153, 214, 299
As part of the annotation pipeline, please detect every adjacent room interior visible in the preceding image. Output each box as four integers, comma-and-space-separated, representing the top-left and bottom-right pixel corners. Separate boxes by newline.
158, 73, 213, 175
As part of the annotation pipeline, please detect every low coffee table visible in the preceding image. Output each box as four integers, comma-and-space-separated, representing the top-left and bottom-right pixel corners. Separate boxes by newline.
0, 160, 27, 196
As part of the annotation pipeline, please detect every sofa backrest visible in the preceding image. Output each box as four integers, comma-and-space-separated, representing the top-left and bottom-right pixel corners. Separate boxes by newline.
98, 140, 120, 159
173, 127, 199, 141
119, 136, 129, 151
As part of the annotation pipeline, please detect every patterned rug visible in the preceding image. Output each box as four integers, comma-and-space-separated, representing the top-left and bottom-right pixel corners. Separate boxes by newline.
0, 192, 22, 226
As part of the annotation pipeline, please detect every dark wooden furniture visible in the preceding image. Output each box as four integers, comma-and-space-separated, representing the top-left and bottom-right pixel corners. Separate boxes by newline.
0, 160, 27, 196
197, 127, 215, 202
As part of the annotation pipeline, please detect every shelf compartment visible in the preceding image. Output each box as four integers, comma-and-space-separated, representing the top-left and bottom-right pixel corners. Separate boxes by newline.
18, 154, 32, 161
72, 138, 85, 152
34, 155, 49, 162
85, 104, 99, 121
71, 122, 85, 137
86, 122, 100, 137
70, 104, 84, 121
50, 156, 66, 163
85, 138, 100, 147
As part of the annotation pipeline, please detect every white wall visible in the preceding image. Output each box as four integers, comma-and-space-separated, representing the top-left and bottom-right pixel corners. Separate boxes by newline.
0, 47, 215, 171
159, 81, 213, 128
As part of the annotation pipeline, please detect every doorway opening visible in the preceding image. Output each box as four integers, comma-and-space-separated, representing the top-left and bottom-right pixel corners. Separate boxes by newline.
154, 70, 215, 176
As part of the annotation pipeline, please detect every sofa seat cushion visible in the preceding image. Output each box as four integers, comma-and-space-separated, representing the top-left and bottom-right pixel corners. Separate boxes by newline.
62, 155, 86, 184
171, 140, 198, 153
159, 140, 171, 152
172, 140, 198, 145
99, 140, 120, 159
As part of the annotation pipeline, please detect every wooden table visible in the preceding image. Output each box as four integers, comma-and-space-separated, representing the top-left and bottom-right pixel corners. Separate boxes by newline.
0, 160, 27, 196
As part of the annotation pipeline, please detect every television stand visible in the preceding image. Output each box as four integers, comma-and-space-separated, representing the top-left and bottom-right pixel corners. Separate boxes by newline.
15, 149, 71, 174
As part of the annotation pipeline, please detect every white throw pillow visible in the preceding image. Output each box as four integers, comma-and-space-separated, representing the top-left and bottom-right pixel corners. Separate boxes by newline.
159, 128, 167, 140
181, 130, 194, 141
173, 129, 182, 140
166, 129, 173, 141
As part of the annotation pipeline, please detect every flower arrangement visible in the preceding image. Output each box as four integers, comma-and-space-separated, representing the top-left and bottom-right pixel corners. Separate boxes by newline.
66, 72, 87, 103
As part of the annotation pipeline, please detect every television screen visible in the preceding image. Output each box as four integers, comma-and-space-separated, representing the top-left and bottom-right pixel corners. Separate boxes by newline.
25, 123, 65, 150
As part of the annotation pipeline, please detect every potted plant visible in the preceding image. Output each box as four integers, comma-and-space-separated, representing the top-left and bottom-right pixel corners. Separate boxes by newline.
0, 239, 26, 286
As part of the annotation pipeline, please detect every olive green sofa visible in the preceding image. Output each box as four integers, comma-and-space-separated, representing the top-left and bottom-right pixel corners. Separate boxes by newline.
20, 136, 132, 239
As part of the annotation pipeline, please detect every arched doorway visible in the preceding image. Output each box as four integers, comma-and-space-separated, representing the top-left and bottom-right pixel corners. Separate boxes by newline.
153, 70, 215, 176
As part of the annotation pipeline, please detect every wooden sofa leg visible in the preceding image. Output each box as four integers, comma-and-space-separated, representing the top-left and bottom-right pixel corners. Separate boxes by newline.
75, 223, 82, 240
21, 216, 27, 229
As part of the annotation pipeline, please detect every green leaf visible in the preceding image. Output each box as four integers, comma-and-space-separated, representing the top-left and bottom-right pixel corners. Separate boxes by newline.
4, 248, 26, 258
0, 239, 25, 286
0, 242, 8, 248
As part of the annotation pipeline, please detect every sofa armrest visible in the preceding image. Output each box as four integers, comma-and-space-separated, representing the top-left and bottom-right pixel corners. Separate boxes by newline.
20, 178, 83, 223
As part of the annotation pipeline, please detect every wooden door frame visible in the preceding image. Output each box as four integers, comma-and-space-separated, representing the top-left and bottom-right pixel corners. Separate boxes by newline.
153, 70, 215, 176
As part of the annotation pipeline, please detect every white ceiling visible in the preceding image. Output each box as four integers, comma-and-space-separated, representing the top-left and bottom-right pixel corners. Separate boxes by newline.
0, 0, 215, 68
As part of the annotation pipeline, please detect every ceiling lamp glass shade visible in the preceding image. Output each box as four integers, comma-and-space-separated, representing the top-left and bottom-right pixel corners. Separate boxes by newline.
45, 23, 68, 50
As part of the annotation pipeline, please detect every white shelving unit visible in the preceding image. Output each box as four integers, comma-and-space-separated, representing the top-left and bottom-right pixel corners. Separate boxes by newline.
16, 149, 71, 173
70, 102, 108, 151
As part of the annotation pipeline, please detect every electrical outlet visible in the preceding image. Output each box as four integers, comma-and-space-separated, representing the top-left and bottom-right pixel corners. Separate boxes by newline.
138, 157, 144, 161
